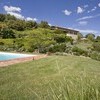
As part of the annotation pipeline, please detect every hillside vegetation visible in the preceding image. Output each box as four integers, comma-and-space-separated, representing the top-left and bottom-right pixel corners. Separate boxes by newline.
0, 13, 100, 61
0, 14, 73, 53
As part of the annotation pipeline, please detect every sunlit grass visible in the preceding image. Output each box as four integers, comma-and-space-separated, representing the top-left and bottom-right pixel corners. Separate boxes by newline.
0, 55, 100, 100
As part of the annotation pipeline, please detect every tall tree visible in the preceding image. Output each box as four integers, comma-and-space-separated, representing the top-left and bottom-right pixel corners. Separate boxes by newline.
25, 21, 37, 29
39, 21, 50, 28
0, 28, 16, 39
7, 20, 26, 31
96, 36, 100, 42
77, 33, 83, 40
0, 14, 5, 22
5, 14, 17, 21
85, 33, 95, 41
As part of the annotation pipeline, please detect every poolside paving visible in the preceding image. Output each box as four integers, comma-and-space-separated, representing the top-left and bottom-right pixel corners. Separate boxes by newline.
0, 54, 47, 67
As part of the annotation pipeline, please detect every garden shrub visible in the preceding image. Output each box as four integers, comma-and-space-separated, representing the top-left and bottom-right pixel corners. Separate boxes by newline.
90, 52, 100, 61
92, 42, 100, 52
72, 46, 88, 56
48, 43, 66, 53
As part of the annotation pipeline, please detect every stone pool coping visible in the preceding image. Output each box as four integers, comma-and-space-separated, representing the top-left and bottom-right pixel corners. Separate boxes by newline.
0, 54, 47, 67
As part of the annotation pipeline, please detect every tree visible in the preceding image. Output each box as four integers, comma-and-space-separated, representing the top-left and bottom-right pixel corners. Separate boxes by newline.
77, 33, 83, 40
95, 36, 100, 42
25, 21, 37, 29
54, 29, 65, 34
93, 42, 100, 52
39, 21, 50, 28
5, 14, 17, 21
54, 34, 73, 43
0, 23, 8, 30
7, 20, 26, 31
85, 33, 95, 41
0, 14, 5, 22
54, 35, 66, 43
0, 28, 16, 39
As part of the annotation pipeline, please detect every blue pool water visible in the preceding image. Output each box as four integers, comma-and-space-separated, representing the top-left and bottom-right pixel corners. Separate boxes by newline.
0, 52, 34, 61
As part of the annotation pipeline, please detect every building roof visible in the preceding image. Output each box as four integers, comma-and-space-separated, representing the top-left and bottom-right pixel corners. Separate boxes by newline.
51, 26, 79, 33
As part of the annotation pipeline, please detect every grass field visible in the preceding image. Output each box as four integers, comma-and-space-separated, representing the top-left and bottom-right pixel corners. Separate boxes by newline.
0, 55, 100, 100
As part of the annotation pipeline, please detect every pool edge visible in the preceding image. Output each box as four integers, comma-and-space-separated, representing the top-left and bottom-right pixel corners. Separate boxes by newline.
0, 55, 47, 67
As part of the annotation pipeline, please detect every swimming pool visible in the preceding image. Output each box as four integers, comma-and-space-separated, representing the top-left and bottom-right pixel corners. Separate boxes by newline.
0, 52, 35, 61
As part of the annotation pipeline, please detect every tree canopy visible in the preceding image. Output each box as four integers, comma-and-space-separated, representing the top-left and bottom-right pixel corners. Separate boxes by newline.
85, 33, 95, 41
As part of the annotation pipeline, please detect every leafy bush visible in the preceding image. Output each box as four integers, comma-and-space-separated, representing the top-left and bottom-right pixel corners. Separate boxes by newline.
54, 35, 73, 43
54, 29, 65, 34
72, 46, 88, 56
0, 14, 6, 22
0, 28, 16, 39
95, 36, 100, 42
48, 43, 66, 53
54, 35, 67, 43
7, 20, 26, 31
92, 42, 100, 52
85, 33, 95, 41
25, 21, 38, 29
90, 52, 100, 61
39, 21, 50, 28
65, 43, 73, 54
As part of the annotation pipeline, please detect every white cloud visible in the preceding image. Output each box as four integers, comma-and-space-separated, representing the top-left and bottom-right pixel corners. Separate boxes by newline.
87, 11, 91, 13
48, 23, 52, 26
77, 16, 93, 21
4, 5, 24, 19
63, 10, 72, 15
84, 5, 88, 8
26, 17, 38, 21
4, 5, 21, 12
66, 27, 100, 35
88, 7, 97, 13
67, 27, 99, 34
76, 14, 100, 21
4, 5, 37, 21
7, 12, 24, 19
91, 6, 97, 11
33, 18, 38, 21
77, 29, 99, 34
77, 7, 84, 14
26, 17, 33, 21
98, 3, 100, 7
79, 21, 88, 25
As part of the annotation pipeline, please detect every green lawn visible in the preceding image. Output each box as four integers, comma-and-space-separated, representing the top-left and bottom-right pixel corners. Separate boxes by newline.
0, 55, 100, 100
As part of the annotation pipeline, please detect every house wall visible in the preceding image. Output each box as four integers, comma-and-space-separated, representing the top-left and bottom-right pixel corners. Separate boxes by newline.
51, 26, 79, 40
67, 33, 78, 40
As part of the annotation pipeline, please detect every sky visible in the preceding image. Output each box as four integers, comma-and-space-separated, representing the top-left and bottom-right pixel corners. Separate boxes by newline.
0, 0, 100, 35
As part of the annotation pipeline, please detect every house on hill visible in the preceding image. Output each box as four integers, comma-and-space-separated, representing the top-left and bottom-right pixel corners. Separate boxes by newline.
51, 26, 79, 40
